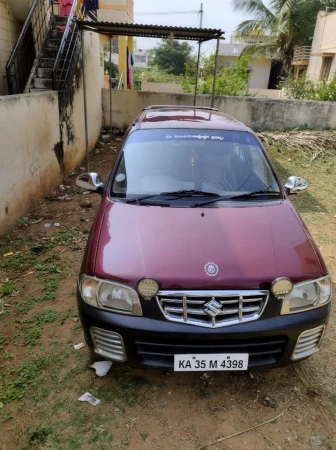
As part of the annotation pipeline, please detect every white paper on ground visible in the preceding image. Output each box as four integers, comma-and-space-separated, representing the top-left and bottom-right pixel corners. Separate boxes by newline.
89, 361, 113, 377
78, 392, 100, 406
74, 343, 85, 350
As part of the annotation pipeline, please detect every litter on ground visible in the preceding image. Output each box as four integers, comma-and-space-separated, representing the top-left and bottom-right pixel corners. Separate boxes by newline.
89, 361, 113, 377
74, 343, 85, 350
78, 392, 101, 406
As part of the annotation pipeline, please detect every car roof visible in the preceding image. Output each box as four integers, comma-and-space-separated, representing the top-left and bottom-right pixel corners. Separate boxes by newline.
135, 105, 250, 133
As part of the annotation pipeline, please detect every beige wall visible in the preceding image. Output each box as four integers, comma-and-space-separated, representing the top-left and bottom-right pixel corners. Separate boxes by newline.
0, 0, 21, 95
307, 10, 336, 81
98, 0, 134, 22
61, 30, 103, 174
219, 55, 271, 89
103, 89, 336, 131
248, 58, 272, 89
0, 92, 61, 235
248, 88, 282, 99
0, 30, 103, 235
6, 0, 30, 21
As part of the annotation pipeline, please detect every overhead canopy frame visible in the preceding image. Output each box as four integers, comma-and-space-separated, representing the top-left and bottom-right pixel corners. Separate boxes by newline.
77, 21, 225, 169
76, 21, 224, 42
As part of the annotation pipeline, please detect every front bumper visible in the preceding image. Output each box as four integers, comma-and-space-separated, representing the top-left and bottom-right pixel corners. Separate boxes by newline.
77, 291, 330, 370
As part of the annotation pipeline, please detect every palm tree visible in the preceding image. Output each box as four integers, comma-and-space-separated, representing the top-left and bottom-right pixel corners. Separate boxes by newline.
231, 0, 336, 72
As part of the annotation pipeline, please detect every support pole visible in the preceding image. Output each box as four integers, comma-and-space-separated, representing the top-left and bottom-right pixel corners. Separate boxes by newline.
194, 3, 203, 106
211, 37, 220, 108
81, 29, 90, 172
109, 36, 113, 144
194, 41, 201, 106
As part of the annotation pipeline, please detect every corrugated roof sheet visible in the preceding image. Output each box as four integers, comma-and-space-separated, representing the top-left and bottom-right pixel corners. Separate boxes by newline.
76, 21, 224, 42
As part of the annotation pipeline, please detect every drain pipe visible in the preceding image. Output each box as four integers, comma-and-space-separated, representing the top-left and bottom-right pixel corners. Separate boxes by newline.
81, 28, 90, 172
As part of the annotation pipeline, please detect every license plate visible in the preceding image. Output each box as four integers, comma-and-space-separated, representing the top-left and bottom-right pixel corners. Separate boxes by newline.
174, 353, 249, 371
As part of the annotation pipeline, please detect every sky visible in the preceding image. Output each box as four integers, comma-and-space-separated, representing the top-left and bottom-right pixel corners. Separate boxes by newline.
133, 0, 260, 53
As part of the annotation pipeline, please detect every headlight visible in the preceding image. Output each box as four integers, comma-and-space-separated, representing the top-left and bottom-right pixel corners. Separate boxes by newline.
80, 275, 142, 316
280, 276, 331, 315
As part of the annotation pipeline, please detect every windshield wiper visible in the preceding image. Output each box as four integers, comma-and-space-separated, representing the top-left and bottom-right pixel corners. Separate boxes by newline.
160, 190, 221, 198
124, 190, 220, 204
191, 190, 282, 208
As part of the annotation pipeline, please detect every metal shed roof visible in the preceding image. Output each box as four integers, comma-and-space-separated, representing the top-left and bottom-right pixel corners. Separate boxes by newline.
76, 21, 224, 42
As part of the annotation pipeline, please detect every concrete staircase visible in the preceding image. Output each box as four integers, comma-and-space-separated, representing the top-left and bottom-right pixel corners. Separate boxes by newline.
29, 16, 68, 92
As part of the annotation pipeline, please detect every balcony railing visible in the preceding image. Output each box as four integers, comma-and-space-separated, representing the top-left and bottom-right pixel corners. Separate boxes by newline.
293, 46, 311, 65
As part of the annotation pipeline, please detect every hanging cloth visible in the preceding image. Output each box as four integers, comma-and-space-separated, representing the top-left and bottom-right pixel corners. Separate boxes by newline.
127, 48, 134, 90
59, 0, 74, 17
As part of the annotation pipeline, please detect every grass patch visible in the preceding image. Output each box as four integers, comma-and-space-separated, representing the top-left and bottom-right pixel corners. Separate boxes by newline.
15, 300, 35, 315
21, 327, 41, 347
0, 251, 38, 272
95, 371, 149, 407
35, 263, 63, 275
34, 310, 59, 327
1, 357, 49, 404
14, 310, 59, 347
0, 334, 9, 348
0, 298, 10, 316
52, 230, 81, 245
28, 425, 52, 443
0, 280, 15, 297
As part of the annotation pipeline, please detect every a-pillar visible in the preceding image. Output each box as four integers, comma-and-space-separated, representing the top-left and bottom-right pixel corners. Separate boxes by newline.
118, 35, 127, 89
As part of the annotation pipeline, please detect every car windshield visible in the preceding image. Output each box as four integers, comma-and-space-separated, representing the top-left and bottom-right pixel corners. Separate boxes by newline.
111, 129, 281, 200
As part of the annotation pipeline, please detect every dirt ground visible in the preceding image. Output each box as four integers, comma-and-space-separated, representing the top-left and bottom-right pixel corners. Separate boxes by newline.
0, 137, 336, 450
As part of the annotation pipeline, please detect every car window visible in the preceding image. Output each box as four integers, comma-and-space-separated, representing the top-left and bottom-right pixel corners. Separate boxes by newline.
111, 129, 280, 198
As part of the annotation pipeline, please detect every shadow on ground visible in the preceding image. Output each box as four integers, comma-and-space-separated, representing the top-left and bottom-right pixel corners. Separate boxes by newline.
271, 158, 327, 213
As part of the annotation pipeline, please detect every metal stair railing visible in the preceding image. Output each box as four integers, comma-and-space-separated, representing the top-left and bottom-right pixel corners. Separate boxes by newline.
53, 0, 97, 118
5, 0, 53, 95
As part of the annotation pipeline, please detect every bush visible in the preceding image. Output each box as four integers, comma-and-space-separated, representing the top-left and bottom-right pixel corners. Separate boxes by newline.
279, 74, 336, 101
180, 54, 250, 96
133, 54, 250, 97
134, 66, 178, 84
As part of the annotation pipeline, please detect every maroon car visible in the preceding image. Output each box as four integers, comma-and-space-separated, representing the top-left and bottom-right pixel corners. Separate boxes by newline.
76, 106, 331, 371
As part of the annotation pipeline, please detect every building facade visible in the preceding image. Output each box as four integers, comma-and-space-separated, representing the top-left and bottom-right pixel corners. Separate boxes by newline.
99, 0, 134, 89
307, 9, 336, 81
213, 38, 272, 90
133, 40, 153, 69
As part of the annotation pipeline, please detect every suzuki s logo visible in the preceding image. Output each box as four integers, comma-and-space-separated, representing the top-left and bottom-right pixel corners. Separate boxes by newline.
204, 262, 219, 277
203, 299, 223, 318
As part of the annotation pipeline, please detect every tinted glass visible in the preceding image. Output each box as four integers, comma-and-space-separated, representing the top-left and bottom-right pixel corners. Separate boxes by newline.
111, 129, 280, 197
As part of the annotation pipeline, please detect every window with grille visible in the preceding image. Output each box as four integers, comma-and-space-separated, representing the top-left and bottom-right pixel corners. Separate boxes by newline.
135, 55, 147, 63
113, 40, 118, 54
321, 57, 333, 80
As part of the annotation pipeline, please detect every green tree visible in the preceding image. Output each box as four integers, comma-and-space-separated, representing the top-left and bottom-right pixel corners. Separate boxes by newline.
180, 53, 250, 96
104, 61, 118, 78
231, 0, 336, 71
149, 39, 193, 76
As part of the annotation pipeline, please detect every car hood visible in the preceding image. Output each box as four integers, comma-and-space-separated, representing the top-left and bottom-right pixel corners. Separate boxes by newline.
93, 201, 324, 290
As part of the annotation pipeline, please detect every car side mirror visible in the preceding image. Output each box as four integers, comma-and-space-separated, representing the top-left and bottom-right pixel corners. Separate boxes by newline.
76, 172, 104, 194
284, 176, 308, 194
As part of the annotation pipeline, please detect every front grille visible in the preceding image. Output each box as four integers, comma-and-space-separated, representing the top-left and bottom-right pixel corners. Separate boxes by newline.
136, 336, 287, 368
157, 290, 269, 328
90, 327, 126, 361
